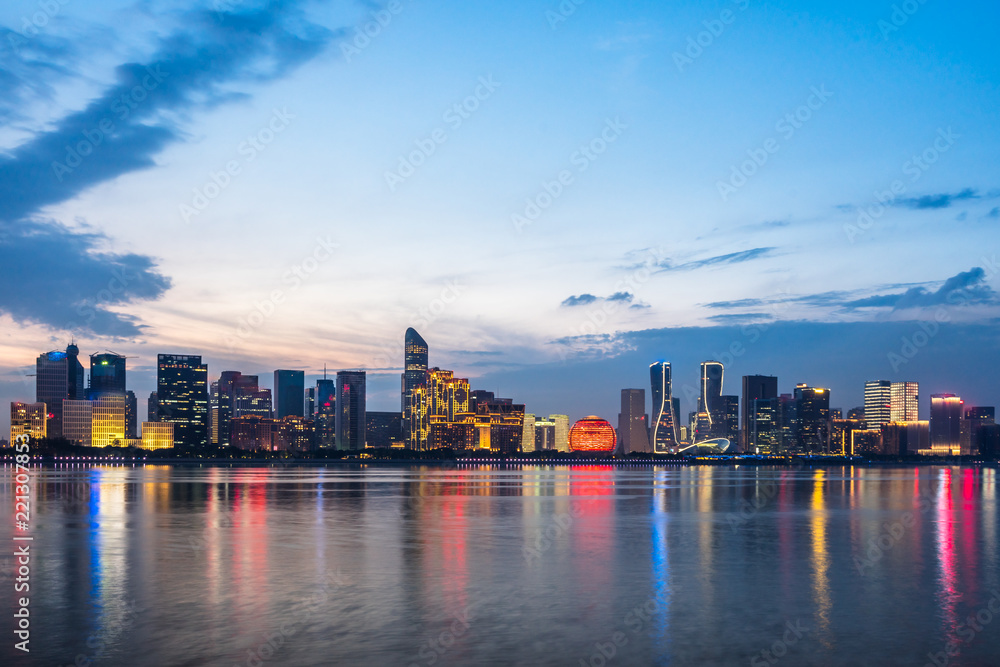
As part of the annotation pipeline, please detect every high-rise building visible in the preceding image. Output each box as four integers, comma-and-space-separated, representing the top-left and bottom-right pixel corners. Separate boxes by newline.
366, 411, 403, 448
35, 344, 85, 439
125, 390, 137, 438
62, 399, 93, 446
718, 395, 739, 443
402, 328, 429, 449
92, 394, 127, 447
474, 397, 525, 453
793, 384, 831, 453
929, 394, 963, 455
140, 421, 174, 450
522, 413, 537, 453
751, 397, 781, 454
962, 406, 995, 456
147, 392, 158, 422
699, 361, 724, 437
535, 416, 556, 451
234, 389, 272, 419
274, 416, 314, 452
215, 372, 263, 446
157, 354, 209, 449
890, 382, 919, 422
977, 424, 1000, 459
209, 381, 220, 445
618, 389, 650, 454
89, 352, 127, 398
550, 414, 570, 452
274, 370, 305, 419
313, 379, 336, 448
336, 371, 366, 450
742, 375, 778, 452
831, 417, 865, 455
882, 421, 930, 456
650, 362, 678, 453
10, 402, 47, 441
864, 380, 892, 429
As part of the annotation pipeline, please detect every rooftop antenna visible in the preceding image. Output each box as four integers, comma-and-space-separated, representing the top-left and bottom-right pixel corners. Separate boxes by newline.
323, 364, 327, 380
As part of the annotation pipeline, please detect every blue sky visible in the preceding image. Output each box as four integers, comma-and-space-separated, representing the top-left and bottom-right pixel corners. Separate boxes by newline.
1, 0, 998, 432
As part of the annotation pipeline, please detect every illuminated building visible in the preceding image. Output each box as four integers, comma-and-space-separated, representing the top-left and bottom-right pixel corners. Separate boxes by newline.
140, 422, 174, 450
522, 414, 536, 453
147, 392, 158, 422
718, 395, 739, 443
89, 352, 126, 397
275, 415, 314, 452
336, 371, 366, 450
402, 328, 429, 449
157, 354, 209, 449
618, 389, 649, 454
366, 411, 403, 448
864, 380, 892, 429
793, 384, 830, 453
650, 362, 678, 453
534, 416, 556, 450
551, 414, 570, 452
569, 416, 617, 453
231, 415, 273, 451
751, 397, 781, 454
890, 382, 919, 422
215, 372, 266, 445
274, 370, 305, 418
474, 397, 525, 453
209, 381, 219, 445
313, 379, 336, 448
929, 394, 963, 455
234, 389, 272, 419
679, 438, 731, 455
430, 413, 477, 450
851, 428, 883, 456
10, 402, 46, 441
35, 344, 85, 439
92, 394, 127, 447
699, 361, 724, 437
742, 375, 777, 453
62, 399, 93, 446
847, 407, 865, 420
882, 421, 929, 456
830, 418, 865, 455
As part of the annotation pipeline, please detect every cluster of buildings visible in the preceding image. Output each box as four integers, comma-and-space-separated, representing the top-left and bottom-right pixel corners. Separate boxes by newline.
8, 332, 999, 459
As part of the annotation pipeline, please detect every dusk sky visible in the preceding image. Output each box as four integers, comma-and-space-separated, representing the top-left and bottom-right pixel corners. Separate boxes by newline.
2, 0, 999, 433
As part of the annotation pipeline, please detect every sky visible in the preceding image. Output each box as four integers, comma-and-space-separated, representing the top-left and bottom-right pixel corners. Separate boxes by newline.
1, 0, 999, 434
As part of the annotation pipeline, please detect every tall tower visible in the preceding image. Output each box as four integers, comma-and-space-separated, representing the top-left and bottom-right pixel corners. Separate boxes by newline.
157, 354, 209, 449
699, 361, 724, 432
337, 371, 367, 450
793, 384, 831, 453
618, 388, 650, 454
890, 381, 919, 422
89, 352, 127, 398
650, 362, 678, 453
402, 328, 429, 449
930, 394, 963, 454
35, 343, 85, 439
742, 375, 778, 453
274, 370, 305, 419
864, 380, 892, 429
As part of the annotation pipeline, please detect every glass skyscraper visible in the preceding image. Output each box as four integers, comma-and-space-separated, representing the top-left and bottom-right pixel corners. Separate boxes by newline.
35, 343, 85, 439
157, 354, 209, 449
650, 362, 678, 453
274, 370, 305, 419
337, 371, 367, 450
402, 328, 429, 449
89, 352, 127, 397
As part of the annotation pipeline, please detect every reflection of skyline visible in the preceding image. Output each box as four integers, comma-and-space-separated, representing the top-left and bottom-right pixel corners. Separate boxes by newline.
810, 469, 832, 648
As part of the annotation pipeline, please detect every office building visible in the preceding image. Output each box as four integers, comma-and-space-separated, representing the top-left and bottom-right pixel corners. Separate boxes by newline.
35, 344, 85, 439
535, 416, 556, 451
742, 375, 778, 453
474, 397, 525, 453
313, 379, 336, 448
977, 424, 1000, 458
92, 394, 127, 447
962, 407, 995, 456
140, 422, 174, 450
274, 416, 314, 452
699, 361, 725, 437
618, 389, 650, 454
793, 384, 830, 453
62, 399, 93, 446
274, 370, 305, 419
831, 417, 865, 456
550, 414, 570, 452
864, 380, 892, 429
650, 362, 678, 453
929, 394, 963, 455
147, 392, 158, 422
402, 328, 429, 449
89, 352, 126, 397
522, 414, 537, 453
157, 354, 209, 449
751, 397, 782, 454
336, 371, 367, 450
10, 402, 47, 441
890, 382, 920, 422
366, 411, 403, 448
125, 390, 137, 438
882, 421, 930, 456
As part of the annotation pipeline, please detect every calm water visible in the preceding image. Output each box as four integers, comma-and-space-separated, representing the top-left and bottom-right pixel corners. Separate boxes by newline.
2, 464, 999, 666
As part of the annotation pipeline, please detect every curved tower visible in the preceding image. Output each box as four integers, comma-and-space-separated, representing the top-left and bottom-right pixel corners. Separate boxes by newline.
650, 362, 678, 453
402, 328, 429, 449
700, 361, 724, 432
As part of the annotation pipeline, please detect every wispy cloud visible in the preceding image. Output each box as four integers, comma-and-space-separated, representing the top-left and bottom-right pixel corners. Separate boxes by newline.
562, 292, 636, 307
898, 188, 978, 210
844, 268, 997, 310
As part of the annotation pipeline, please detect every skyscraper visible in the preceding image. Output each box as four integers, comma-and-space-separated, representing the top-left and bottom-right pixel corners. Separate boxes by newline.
274, 370, 305, 419
890, 382, 919, 422
366, 411, 402, 448
148, 392, 158, 423
314, 378, 336, 448
699, 361, 724, 437
92, 394, 127, 447
402, 328, 429, 449
864, 380, 892, 429
62, 399, 93, 446
793, 384, 831, 453
35, 343, 85, 439
336, 371, 367, 450
157, 354, 209, 449
10, 402, 47, 441
522, 413, 536, 453
550, 414, 570, 452
618, 389, 650, 454
962, 406, 995, 455
216, 371, 262, 446
89, 352, 127, 398
930, 394, 963, 455
125, 390, 137, 438
742, 375, 778, 453
650, 362, 678, 453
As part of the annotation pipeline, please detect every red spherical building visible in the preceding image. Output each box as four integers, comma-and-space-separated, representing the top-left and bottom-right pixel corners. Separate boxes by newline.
569, 416, 617, 453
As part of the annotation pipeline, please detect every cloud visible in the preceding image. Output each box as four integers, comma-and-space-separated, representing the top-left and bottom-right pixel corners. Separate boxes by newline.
706, 313, 776, 324
607, 292, 633, 302
562, 292, 640, 308
562, 294, 599, 307
989, 207, 1000, 219
898, 188, 978, 210
844, 268, 998, 310
654, 247, 778, 272
0, 1, 338, 336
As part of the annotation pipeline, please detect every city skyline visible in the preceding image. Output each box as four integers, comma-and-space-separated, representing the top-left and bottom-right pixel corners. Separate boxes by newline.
1, 0, 999, 441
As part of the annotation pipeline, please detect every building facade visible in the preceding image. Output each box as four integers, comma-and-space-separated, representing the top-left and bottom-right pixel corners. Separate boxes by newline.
157, 354, 209, 449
